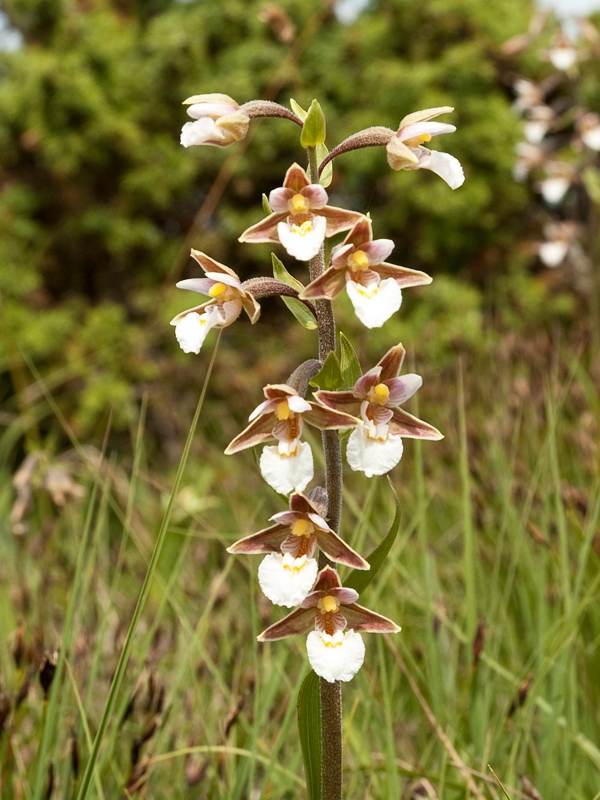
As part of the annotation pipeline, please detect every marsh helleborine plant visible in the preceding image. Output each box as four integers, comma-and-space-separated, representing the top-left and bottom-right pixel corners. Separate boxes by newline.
173, 93, 464, 798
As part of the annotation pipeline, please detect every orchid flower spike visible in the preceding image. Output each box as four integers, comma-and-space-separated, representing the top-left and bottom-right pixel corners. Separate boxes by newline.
315, 344, 442, 477
225, 384, 361, 495
258, 566, 400, 683
228, 491, 369, 607
180, 93, 250, 148
301, 217, 431, 328
239, 163, 364, 261
386, 107, 465, 189
171, 251, 260, 354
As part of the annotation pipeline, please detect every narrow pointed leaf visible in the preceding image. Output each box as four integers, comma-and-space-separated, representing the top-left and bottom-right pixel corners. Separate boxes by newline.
283, 297, 318, 330
300, 99, 326, 148
317, 142, 333, 188
272, 254, 317, 330
345, 478, 400, 595
297, 670, 321, 800
339, 332, 362, 389
272, 254, 305, 292
311, 351, 342, 391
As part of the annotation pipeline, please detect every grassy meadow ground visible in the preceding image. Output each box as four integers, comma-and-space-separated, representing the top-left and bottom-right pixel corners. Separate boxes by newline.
1, 303, 600, 800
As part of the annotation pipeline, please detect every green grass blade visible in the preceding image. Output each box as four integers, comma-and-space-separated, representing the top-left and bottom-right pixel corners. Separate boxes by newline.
297, 670, 321, 800
345, 478, 400, 596
74, 334, 221, 800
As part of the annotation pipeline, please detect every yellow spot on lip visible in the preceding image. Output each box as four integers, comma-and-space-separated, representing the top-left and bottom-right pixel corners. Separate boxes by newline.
292, 518, 313, 537
208, 281, 227, 297
290, 193, 309, 213
324, 638, 343, 648
321, 595, 338, 613
291, 220, 314, 237
283, 556, 307, 573
276, 401, 291, 420
403, 132, 432, 148
369, 383, 390, 404
348, 249, 370, 271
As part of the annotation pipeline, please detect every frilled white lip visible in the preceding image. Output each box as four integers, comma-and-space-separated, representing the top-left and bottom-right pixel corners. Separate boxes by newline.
277, 216, 327, 261
258, 553, 318, 608
174, 311, 216, 354
416, 150, 464, 189
346, 427, 404, 477
259, 442, 314, 495
180, 118, 227, 147
306, 630, 366, 683
345, 278, 402, 328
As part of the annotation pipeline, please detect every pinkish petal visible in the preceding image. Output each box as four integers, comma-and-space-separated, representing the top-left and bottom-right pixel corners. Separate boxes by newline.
375, 262, 432, 287
386, 375, 422, 405
399, 121, 456, 142
248, 398, 278, 421
190, 250, 239, 280
319, 206, 365, 237
331, 587, 360, 605
343, 603, 401, 633
270, 510, 305, 526
282, 163, 310, 192
239, 212, 287, 243
361, 239, 395, 265
316, 531, 369, 570
307, 512, 330, 531
377, 344, 406, 381
269, 187, 295, 212
301, 184, 329, 208
303, 403, 361, 431
227, 523, 289, 554
313, 390, 361, 416
225, 414, 275, 454
175, 278, 215, 295
354, 367, 382, 398
389, 408, 443, 440
219, 299, 243, 327
301, 268, 347, 300
330, 242, 355, 269
203, 271, 241, 290
257, 606, 316, 641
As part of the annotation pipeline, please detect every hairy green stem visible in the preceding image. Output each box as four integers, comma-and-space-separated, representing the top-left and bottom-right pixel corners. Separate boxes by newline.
308, 145, 343, 800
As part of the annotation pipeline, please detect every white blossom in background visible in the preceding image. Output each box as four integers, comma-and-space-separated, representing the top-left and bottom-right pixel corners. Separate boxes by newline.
386, 107, 465, 189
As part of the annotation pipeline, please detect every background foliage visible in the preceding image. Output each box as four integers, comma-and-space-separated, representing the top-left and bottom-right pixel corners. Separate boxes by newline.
1, 0, 600, 798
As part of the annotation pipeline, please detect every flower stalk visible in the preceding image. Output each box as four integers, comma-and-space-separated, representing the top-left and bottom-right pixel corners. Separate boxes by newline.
308, 144, 344, 800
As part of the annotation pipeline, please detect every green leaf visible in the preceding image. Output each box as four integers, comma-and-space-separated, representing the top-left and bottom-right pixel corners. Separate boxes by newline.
297, 670, 321, 800
271, 254, 317, 330
272, 253, 304, 292
317, 142, 333, 188
345, 478, 401, 595
339, 332, 362, 389
311, 351, 342, 390
300, 100, 326, 148
262, 193, 271, 215
290, 98, 308, 122
282, 296, 318, 330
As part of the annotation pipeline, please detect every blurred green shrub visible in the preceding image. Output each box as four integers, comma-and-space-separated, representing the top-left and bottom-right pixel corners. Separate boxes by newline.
0, 0, 560, 453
